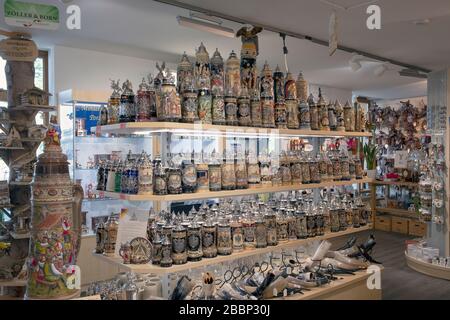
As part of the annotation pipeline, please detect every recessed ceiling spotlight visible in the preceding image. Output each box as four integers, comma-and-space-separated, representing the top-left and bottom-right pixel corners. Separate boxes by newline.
413, 18, 431, 26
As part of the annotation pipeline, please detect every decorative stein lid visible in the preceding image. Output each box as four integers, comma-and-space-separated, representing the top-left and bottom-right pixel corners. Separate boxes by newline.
335, 99, 343, 110
162, 67, 176, 85
226, 50, 239, 66
196, 42, 210, 63
273, 65, 283, 76
317, 88, 326, 106
122, 79, 134, 95
210, 48, 223, 67
296, 71, 305, 81
178, 52, 192, 71
110, 79, 121, 98
138, 77, 147, 92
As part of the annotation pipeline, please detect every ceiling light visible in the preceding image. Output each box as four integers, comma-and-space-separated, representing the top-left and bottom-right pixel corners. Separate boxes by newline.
177, 16, 235, 38
399, 68, 428, 79
374, 63, 388, 77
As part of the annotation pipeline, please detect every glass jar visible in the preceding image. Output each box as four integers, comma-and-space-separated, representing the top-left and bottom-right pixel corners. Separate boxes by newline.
225, 94, 238, 126
187, 219, 202, 261
167, 167, 182, 194
264, 208, 278, 246
217, 216, 232, 255
181, 159, 197, 193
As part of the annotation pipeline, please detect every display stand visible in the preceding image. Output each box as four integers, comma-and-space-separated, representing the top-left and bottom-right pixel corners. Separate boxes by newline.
405, 252, 450, 280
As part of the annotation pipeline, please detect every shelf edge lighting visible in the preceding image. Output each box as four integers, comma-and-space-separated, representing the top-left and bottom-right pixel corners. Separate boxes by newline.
177, 16, 235, 38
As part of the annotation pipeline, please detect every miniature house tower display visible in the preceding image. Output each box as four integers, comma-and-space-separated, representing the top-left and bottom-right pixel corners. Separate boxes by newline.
0, 33, 64, 299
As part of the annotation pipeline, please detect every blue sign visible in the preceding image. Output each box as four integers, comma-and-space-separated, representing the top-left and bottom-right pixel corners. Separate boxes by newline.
75, 104, 102, 135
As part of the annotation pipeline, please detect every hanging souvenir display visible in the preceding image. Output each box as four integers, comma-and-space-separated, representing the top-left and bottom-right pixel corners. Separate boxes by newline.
26, 130, 84, 299
160, 70, 182, 122
181, 74, 198, 123
344, 100, 355, 132
177, 52, 193, 95
260, 62, 275, 128
335, 100, 345, 131
107, 79, 121, 124
225, 51, 241, 97
238, 86, 252, 126
119, 79, 135, 123
136, 78, 151, 122
308, 94, 319, 130
317, 88, 329, 131
250, 89, 262, 127
225, 93, 238, 126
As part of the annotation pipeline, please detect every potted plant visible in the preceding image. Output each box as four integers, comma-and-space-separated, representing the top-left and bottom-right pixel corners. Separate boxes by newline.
363, 143, 377, 179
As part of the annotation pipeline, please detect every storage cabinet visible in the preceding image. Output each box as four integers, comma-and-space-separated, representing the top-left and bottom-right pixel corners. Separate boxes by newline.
375, 215, 392, 232
408, 220, 426, 237
391, 216, 409, 234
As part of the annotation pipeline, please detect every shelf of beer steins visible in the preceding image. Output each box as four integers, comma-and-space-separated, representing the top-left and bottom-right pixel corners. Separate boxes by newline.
92, 225, 372, 275
93, 122, 373, 138
94, 177, 372, 202
273, 267, 383, 300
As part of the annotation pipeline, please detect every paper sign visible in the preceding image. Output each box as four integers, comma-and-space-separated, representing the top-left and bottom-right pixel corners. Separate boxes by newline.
114, 220, 147, 257
4, 0, 59, 30
394, 151, 408, 168
0, 38, 38, 62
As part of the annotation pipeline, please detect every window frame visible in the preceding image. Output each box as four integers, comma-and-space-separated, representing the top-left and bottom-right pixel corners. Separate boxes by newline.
38, 50, 49, 92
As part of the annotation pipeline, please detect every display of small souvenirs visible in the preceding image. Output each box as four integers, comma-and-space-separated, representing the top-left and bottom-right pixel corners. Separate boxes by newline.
96, 42, 368, 133
94, 191, 372, 268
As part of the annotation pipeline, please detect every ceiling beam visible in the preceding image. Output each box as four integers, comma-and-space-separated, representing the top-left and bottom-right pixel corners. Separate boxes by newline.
153, 0, 431, 74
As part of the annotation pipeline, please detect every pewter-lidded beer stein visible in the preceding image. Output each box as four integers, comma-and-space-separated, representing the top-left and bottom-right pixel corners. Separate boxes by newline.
255, 213, 267, 248
230, 214, 244, 252
202, 217, 217, 258
182, 159, 197, 193
335, 100, 345, 131
181, 75, 199, 123
295, 206, 308, 239
177, 52, 193, 95
153, 157, 167, 195
260, 62, 275, 128
238, 87, 251, 126
136, 78, 151, 122
225, 93, 238, 126
217, 216, 232, 255
317, 88, 329, 131
275, 101, 287, 129
208, 151, 222, 191
250, 90, 262, 127
242, 212, 256, 250
296, 72, 308, 102
344, 100, 355, 132
187, 219, 202, 261
119, 79, 135, 123
264, 209, 278, 246
171, 223, 187, 265
152, 233, 162, 265
160, 72, 182, 122
137, 151, 153, 195
328, 102, 337, 131
308, 94, 319, 130
221, 152, 236, 190
167, 166, 182, 195
210, 48, 225, 97
160, 236, 173, 268
247, 152, 261, 188
108, 79, 121, 124
225, 50, 241, 97
235, 153, 248, 189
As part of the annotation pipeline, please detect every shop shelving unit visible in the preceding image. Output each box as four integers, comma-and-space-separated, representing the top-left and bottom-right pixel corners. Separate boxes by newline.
91, 120, 374, 299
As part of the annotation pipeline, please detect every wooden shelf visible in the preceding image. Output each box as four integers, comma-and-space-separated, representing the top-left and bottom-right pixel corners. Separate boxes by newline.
374, 207, 419, 219
8, 104, 56, 112
92, 225, 372, 275
93, 122, 373, 138
371, 180, 418, 188
95, 178, 372, 202
274, 268, 382, 300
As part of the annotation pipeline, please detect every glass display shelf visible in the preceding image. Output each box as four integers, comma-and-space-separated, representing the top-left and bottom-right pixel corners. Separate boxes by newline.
95, 177, 372, 202
92, 225, 372, 275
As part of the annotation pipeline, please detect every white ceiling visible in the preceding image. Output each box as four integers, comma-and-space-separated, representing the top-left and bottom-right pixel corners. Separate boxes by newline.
1, 0, 449, 99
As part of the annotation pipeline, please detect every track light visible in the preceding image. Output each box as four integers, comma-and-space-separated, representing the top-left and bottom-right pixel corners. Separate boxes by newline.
177, 16, 235, 38
374, 63, 388, 77
399, 68, 428, 79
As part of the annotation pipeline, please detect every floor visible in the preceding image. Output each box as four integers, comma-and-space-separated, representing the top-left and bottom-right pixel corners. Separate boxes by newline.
331, 229, 450, 300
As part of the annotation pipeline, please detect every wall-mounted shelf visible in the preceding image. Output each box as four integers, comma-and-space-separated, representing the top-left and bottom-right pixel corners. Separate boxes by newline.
374, 207, 419, 219
95, 177, 372, 202
93, 122, 373, 138
371, 180, 418, 188
92, 225, 371, 275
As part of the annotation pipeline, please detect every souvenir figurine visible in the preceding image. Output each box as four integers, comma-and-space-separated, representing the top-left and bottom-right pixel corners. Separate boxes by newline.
335, 100, 346, 131
285, 73, 299, 129
119, 79, 135, 123
137, 151, 153, 195
308, 94, 319, 130
225, 93, 238, 126
238, 86, 251, 126
160, 69, 182, 122
260, 62, 275, 128
344, 100, 355, 131
177, 52, 193, 94
26, 130, 84, 299
317, 88, 329, 131
107, 79, 121, 124
225, 51, 241, 97
296, 72, 308, 103
136, 78, 151, 122
181, 74, 199, 123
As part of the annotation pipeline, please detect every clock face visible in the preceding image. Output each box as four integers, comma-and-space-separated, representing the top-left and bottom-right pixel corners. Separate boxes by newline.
130, 237, 152, 264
